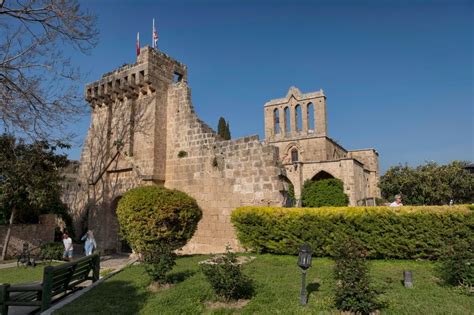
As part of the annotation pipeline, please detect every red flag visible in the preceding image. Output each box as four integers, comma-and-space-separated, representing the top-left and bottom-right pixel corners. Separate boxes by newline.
153, 18, 158, 48
136, 32, 140, 56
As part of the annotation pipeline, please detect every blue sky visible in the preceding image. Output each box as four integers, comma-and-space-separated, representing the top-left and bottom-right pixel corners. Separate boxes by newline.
66, 0, 473, 172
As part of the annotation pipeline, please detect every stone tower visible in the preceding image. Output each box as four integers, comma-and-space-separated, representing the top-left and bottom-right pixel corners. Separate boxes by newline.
69, 47, 286, 254
263, 87, 381, 206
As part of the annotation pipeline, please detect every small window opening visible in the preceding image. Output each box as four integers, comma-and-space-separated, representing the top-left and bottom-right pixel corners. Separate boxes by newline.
173, 72, 183, 83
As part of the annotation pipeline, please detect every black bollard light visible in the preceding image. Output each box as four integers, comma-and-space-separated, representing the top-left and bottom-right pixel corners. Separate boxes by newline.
403, 270, 413, 288
297, 243, 313, 305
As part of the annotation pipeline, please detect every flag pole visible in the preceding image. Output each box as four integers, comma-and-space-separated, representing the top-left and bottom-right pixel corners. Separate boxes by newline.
152, 18, 155, 48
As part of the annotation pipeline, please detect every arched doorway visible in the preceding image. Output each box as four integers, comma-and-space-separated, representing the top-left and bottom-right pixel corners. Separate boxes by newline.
110, 196, 132, 254
311, 171, 335, 181
279, 175, 295, 207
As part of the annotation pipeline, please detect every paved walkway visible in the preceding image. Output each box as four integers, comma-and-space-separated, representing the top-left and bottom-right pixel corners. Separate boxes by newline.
3, 254, 134, 315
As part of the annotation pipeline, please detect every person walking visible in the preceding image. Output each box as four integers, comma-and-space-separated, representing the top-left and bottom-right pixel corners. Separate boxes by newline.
62, 232, 73, 261
81, 230, 97, 256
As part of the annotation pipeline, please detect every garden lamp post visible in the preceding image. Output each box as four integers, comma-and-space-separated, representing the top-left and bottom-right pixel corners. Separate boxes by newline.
297, 243, 313, 305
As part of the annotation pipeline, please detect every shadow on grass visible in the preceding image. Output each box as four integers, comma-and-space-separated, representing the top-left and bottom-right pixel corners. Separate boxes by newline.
306, 281, 320, 302
166, 270, 196, 284
56, 280, 148, 315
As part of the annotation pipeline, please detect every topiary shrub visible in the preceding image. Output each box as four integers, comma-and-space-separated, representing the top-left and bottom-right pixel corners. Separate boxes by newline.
116, 185, 202, 283
231, 205, 474, 259
301, 178, 349, 207
200, 246, 254, 301
438, 238, 474, 292
333, 238, 383, 314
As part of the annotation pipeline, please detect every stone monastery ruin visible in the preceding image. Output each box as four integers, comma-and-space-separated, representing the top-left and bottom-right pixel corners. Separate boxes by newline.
66, 46, 380, 254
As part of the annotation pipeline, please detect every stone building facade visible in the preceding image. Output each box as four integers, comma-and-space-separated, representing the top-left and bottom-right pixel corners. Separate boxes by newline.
66, 46, 380, 254
263, 87, 380, 206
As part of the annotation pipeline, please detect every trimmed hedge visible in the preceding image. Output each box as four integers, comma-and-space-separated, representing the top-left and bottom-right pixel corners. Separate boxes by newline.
231, 206, 474, 259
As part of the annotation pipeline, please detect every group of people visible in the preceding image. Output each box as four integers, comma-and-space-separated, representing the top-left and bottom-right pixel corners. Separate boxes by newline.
62, 230, 97, 261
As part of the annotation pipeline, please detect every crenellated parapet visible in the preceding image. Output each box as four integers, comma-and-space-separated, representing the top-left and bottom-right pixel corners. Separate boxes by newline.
84, 46, 187, 107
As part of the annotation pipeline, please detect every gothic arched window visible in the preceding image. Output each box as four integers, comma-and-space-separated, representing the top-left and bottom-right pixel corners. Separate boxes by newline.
307, 102, 315, 132
291, 148, 299, 162
273, 108, 280, 134
295, 104, 302, 132
284, 107, 290, 135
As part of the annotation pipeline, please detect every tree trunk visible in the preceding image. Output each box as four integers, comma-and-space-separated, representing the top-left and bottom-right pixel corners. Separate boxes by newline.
1, 208, 16, 261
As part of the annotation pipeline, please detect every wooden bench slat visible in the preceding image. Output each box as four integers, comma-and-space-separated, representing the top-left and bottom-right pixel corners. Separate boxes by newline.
51, 264, 90, 279
5, 300, 41, 307
10, 291, 38, 300
7, 283, 42, 292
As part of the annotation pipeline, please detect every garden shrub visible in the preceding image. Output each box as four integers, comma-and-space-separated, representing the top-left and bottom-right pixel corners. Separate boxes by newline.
116, 185, 202, 282
231, 205, 474, 259
438, 238, 474, 290
200, 246, 253, 301
142, 243, 177, 283
39, 242, 64, 261
301, 178, 349, 207
333, 238, 383, 314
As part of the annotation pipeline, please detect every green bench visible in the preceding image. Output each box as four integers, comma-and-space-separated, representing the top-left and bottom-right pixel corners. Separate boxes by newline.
0, 254, 100, 315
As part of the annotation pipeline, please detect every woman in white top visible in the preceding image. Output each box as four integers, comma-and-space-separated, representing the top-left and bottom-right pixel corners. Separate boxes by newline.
390, 194, 403, 207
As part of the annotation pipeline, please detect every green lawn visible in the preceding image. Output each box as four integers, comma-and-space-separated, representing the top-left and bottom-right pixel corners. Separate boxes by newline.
0, 262, 59, 284
51, 255, 473, 315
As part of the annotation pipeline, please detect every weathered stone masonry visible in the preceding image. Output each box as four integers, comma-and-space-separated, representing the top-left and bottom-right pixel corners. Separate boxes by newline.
68, 47, 285, 254
66, 46, 380, 254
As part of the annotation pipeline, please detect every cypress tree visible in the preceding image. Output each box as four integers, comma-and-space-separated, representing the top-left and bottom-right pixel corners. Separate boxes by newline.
217, 117, 227, 139
225, 121, 231, 140
217, 117, 231, 140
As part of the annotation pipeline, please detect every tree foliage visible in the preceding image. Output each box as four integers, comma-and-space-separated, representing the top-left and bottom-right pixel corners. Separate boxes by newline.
0, 134, 70, 224
217, 117, 231, 140
301, 178, 349, 207
0, 0, 98, 140
380, 161, 473, 205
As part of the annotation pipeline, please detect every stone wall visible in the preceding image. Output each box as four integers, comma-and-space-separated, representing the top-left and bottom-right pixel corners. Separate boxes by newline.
349, 149, 380, 198
165, 82, 285, 254
0, 214, 56, 259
